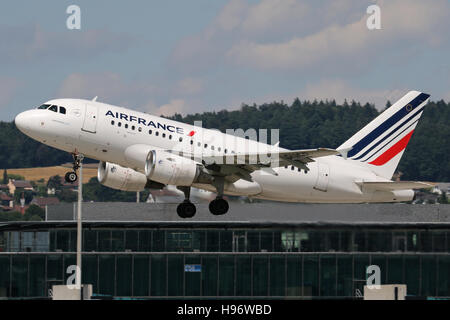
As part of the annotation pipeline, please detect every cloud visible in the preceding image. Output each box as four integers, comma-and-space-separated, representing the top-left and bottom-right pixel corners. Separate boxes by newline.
227, 0, 450, 70
0, 24, 135, 64
174, 77, 204, 95
298, 79, 406, 110
58, 72, 190, 116
58, 72, 162, 111
0, 77, 21, 109
152, 99, 186, 116
170, 0, 449, 74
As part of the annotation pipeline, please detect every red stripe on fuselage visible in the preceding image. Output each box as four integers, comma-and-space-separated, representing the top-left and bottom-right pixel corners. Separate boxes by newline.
368, 130, 414, 166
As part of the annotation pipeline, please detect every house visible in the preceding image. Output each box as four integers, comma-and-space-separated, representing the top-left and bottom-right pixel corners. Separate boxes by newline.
31, 197, 60, 208
47, 175, 78, 195
7, 179, 34, 195
0, 192, 13, 208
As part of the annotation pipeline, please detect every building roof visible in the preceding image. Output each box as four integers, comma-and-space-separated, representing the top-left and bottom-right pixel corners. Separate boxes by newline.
10, 180, 33, 188
31, 197, 60, 206
0, 192, 12, 201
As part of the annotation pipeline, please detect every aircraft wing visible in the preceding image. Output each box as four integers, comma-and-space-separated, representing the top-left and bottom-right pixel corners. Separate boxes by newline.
357, 181, 435, 191
171, 148, 338, 182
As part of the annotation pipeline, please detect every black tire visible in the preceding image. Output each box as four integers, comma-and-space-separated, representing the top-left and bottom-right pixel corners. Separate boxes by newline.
65, 171, 78, 183
209, 198, 229, 215
177, 202, 196, 218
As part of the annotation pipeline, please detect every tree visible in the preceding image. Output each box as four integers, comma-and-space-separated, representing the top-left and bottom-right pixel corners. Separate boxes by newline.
47, 175, 62, 189
24, 204, 45, 221
57, 189, 77, 202
438, 192, 448, 204
0, 211, 23, 221
14, 190, 33, 205
2, 169, 7, 184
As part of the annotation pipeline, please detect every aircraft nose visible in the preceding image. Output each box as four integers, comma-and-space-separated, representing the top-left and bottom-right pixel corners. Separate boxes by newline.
15, 111, 31, 133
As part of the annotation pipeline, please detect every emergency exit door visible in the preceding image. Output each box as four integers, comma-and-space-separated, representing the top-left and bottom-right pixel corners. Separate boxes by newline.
82, 103, 98, 133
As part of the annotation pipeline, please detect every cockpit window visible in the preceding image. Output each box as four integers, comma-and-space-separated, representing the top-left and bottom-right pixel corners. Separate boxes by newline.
60, 106, 66, 114
49, 105, 58, 112
38, 104, 50, 109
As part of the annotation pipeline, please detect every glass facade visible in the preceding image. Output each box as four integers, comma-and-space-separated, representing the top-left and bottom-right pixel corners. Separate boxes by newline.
0, 224, 449, 299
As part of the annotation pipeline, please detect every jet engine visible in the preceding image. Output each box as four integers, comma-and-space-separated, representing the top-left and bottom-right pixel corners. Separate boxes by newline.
145, 150, 212, 186
98, 161, 151, 192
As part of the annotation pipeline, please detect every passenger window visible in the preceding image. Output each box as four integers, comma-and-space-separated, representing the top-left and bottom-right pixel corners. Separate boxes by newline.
132, 125, 135, 130
149, 130, 152, 135
204, 144, 208, 148
49, 105, 58, 112
179, 137, 183, 142
169, 135, 172, 140
190, 140, 193, 145
197, 142, 201, 147
118, 122, 122, 127
162, 133, 166, 138
125, 124, 128, 129
138, 127, 142, 132
218, 147, 221, 152
155, 132, 159, 136
224, 149, 228, 154
59, 106, 66, 114
111, 120, 115, 125
211, 146, 214, 150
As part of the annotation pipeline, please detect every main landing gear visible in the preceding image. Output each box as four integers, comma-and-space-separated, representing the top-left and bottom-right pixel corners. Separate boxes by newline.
176, 186, 196, 219
209, 176, 229, 215
175, 182, 230, 219
65, 153, 83, 183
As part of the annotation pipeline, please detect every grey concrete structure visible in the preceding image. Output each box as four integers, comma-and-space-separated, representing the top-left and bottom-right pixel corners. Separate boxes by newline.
45, 202, 450, 224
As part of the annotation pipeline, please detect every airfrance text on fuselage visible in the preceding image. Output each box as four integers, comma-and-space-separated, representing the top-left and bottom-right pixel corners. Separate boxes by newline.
105, 110, 184, 134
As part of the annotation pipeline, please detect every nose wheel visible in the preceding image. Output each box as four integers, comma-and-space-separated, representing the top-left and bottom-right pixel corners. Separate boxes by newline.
65, 171, 78, 183
64, 153, 83, 183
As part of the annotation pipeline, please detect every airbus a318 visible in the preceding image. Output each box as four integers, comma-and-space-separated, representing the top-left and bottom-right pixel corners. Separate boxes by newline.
15, 91, 433, 218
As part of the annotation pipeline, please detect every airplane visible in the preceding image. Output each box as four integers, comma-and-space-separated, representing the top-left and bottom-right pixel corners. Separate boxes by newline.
14, 90, 434, 218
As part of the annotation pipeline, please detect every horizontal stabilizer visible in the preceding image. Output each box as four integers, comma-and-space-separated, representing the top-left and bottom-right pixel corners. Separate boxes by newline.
357, 181, 435, 191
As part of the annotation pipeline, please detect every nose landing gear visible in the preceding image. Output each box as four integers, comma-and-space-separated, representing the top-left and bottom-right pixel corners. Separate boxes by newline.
65, 153, 83, 183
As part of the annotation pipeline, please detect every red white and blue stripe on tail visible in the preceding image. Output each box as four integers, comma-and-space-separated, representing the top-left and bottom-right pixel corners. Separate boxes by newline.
337, 91, 430, 179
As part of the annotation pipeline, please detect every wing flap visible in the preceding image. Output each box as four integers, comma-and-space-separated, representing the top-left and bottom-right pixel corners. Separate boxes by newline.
358, 181, 435, 191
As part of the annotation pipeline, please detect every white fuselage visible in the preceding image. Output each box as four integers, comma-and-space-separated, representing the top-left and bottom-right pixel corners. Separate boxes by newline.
15, 99, 413, 203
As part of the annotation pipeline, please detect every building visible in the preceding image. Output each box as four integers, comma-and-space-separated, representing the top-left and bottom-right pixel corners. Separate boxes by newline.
0, 202, 449, 299
30, 197, 60, 209
7, 179, 33, 195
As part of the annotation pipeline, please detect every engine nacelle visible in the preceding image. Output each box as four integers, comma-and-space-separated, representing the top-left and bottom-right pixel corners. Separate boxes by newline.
145, 150, 201, 186
98, 161, 148, 192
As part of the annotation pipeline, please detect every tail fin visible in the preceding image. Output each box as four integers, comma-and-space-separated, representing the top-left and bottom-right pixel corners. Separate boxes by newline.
337, 91, 430, 179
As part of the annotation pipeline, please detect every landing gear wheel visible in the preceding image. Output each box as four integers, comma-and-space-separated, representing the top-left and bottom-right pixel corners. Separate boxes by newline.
65, 171, 78, 183
209, 198, 229, 215
177, 201, 196, 218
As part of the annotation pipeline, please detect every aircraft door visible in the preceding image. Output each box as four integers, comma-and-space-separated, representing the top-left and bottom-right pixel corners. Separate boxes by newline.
314, 162, 329, 192
82, 103, 98, 133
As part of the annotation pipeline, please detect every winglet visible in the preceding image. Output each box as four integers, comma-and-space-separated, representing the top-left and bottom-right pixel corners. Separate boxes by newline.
337, 147, 352, 160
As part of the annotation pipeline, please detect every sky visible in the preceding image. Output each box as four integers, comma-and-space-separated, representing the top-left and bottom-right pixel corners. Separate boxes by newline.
0, 0, 449, 121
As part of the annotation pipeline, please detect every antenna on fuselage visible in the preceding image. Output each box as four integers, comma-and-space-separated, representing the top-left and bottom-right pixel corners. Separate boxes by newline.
92, 96, 98, 102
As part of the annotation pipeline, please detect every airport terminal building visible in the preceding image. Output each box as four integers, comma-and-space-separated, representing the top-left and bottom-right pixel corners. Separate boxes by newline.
0, 202, 449, 299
